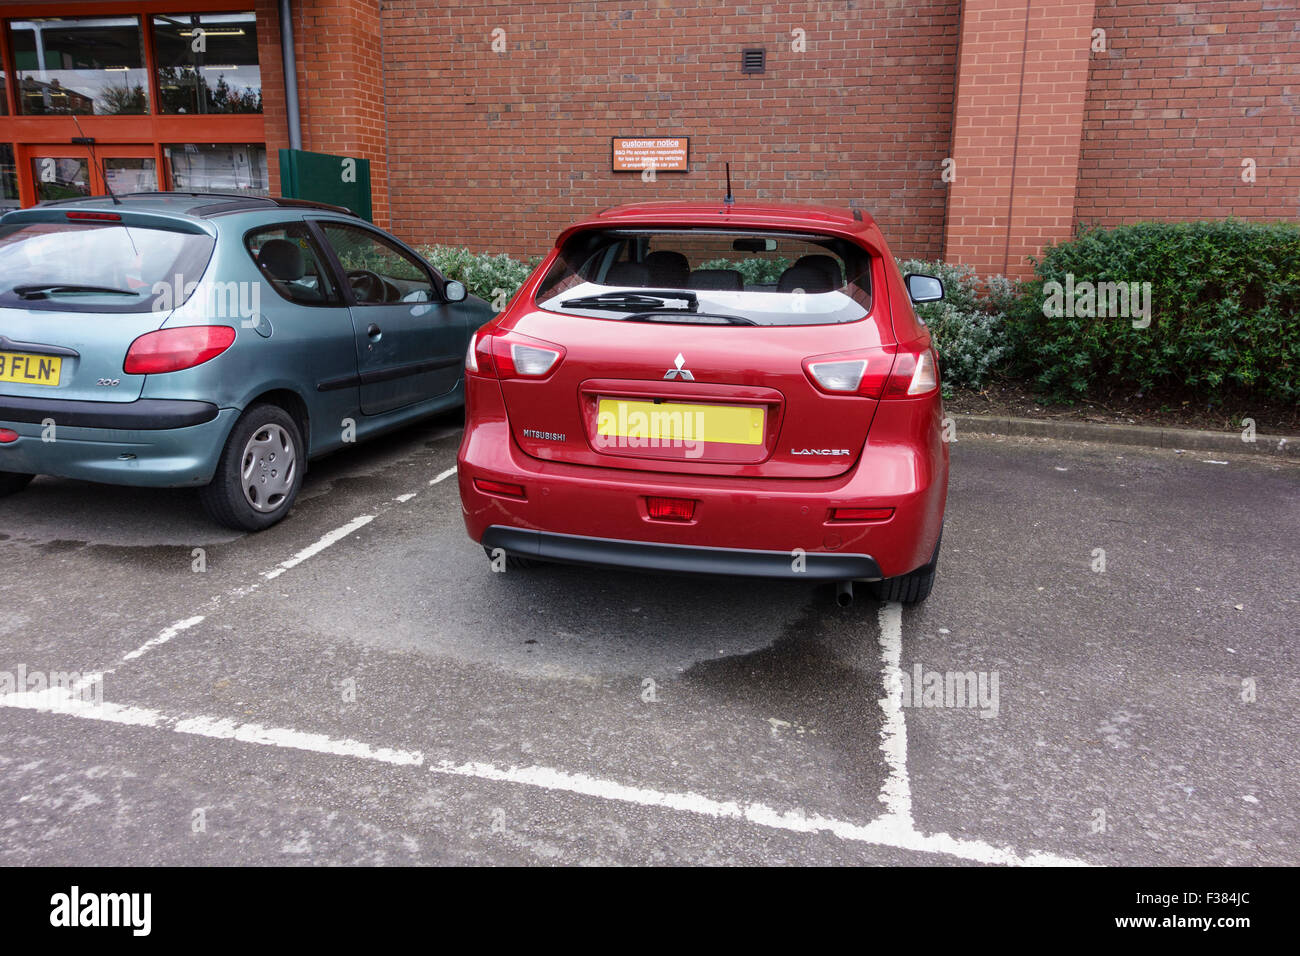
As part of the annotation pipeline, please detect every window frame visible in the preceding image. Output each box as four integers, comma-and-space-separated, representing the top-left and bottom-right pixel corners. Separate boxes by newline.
0, 2, 266, 208
307, 217, 452, 309
243, 219, 344, 309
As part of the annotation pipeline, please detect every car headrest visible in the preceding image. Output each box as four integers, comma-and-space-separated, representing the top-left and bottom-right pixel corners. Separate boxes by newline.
777, 264, 833, 294
257, 239, 306, 282
686, 269, 743, 291
793, 254, 843, 289
645, 250, 690, 288
605, 261, 650, 287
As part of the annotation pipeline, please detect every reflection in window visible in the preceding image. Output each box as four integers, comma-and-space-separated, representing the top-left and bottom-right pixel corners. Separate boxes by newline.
104, 158, 158, 194
1, 70, 7, 115
154, 12, 261, 114
1, 145, 18, 210
166, 143, 268, 196
31, 156, 92, 202
11, 17, 149, 115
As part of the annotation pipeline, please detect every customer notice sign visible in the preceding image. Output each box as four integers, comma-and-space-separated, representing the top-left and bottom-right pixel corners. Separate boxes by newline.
612, 137, 690, 172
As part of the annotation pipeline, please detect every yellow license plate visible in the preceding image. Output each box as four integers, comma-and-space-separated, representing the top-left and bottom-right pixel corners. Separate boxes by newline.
0, 351, 62, 387
597, 399, 765, 445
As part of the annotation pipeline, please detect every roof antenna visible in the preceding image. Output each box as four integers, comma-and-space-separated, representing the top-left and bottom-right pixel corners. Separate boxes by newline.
71, 114, 121, 205
724, 162, 735, 206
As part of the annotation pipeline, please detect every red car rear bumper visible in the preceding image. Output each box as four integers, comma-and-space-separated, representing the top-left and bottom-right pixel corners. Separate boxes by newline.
457, 376, 948, 581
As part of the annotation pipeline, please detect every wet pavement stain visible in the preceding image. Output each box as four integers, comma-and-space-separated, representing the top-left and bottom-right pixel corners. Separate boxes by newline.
682, 590, 889, 812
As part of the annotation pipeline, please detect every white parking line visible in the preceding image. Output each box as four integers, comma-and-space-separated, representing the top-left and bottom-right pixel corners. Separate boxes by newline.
69, 615, 206, 693
0, 642, 1088, 866
430, 759, 1084, 866
874, 602, 912, 823
263, 514, 376, 580
121, 615, 207, 663
60, 462, 459, 693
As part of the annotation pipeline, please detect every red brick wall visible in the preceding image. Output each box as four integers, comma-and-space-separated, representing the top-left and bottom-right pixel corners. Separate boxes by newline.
378, 0, 961, 259
267, 0, 391, 226
247, 0, 1298, 268
1075, 0, 1300, 230
255, 0, 285, 197
944, 0, 1097, 279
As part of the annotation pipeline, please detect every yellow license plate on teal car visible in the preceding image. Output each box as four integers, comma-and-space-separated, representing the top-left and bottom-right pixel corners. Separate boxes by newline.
0, 351, 62, 387
597, 399, 765, 445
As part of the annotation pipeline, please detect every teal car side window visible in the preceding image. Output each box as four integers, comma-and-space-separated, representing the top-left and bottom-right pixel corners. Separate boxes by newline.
246, 223, 340, 307
318, 222, 435, 306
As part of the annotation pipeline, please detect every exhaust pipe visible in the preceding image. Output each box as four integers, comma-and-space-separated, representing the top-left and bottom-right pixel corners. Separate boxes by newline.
835, 580, 854, 608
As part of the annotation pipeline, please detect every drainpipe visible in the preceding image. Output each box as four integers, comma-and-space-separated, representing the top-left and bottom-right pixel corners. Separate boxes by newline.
279, 0, 303, 151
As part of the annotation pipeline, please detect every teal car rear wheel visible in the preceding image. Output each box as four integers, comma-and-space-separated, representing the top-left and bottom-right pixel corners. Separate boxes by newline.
199, 403, 305, 531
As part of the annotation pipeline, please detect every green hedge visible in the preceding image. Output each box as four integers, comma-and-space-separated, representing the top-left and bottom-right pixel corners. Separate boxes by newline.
1005, 220, 1300, 403
418, 223, 1300, 405
898, 259, 1015, 391
419, 244, 538, 309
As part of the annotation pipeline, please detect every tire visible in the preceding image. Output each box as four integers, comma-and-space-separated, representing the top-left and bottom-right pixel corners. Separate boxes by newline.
871, 530, 942, 605
482, 545, 539, 571
199, 403, 305, 531
0, 472, 34, 497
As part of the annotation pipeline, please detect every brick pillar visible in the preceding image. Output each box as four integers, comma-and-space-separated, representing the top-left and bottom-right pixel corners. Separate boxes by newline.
263, 0, 390, 227
255, 0, 286, 197
943, 0, 1096, 279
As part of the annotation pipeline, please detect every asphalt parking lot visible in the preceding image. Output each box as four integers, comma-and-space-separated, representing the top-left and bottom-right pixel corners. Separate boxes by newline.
1, 413, 1296, 866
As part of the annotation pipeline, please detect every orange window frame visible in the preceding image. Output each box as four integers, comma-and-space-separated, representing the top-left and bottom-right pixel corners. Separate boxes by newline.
0, 0, 267, 207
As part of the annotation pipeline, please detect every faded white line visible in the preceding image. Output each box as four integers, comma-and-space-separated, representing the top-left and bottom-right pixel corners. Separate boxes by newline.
264, 514, 375, 580
429, 466, 457, 486
874, 601, 912, 823
855, 603, 1082, 863
70, 615, 206, 692
394, 493, 417, 503
173, 714, 424, 766
0, 685, 1086, 866
0, 688, 422, 766
431, 759, 1083, 866
121, 615, 206, 663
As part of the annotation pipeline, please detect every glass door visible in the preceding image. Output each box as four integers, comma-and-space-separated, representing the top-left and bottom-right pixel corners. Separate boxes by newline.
20, 144, 158, 202
27, 146, 92, 202
102, 149, 159, 194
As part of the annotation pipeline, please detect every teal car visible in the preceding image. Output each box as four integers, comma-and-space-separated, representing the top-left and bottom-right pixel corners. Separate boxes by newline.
0, 192, 493, 530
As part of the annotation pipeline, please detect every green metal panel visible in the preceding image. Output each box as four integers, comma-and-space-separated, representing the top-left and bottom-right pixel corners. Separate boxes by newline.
278, 148, 373, 222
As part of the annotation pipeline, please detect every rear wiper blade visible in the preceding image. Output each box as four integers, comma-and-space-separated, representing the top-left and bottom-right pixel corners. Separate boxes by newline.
621, 311, 757, 326
561, 291, 698, 312
13, 284, 142, 299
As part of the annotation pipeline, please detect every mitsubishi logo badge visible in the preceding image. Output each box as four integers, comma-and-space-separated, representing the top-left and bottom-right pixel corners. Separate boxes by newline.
664, 353, 695, 381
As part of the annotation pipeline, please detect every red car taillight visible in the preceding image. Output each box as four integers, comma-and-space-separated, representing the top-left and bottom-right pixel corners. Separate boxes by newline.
467, 330, 565, 380
66, 211, 122, 222
646, 496, 696, 521
804, 345, 939, 399
473, 478, 526, 500
124, 326, 236, 375
830, 507, 895, 522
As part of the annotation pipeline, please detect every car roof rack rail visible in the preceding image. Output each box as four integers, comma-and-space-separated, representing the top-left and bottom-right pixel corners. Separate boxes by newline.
22, 191, 355, 218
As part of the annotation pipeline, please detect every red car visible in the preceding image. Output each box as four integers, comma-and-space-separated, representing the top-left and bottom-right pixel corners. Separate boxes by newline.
457, 201, 948, 604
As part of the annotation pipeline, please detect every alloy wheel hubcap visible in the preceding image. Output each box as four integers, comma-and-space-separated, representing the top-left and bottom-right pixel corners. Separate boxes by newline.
240, 424, 296, 513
